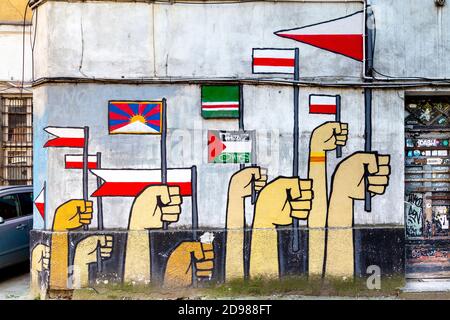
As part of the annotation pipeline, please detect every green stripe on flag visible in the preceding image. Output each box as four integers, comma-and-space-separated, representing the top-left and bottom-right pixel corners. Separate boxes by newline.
202, 109, 239, 119
213, 152, 251, 164
202, 85, 239, 103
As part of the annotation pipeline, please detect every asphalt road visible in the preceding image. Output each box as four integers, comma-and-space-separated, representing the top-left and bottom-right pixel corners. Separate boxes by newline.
0, 262, 30, 300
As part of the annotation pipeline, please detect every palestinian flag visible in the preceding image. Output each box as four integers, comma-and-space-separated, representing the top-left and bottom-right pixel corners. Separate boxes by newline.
201, 85, 240, 119
208, 130, 253, 164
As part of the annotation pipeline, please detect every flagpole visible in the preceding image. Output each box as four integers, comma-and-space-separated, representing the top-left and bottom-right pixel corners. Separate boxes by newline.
161, 98, 169, 230
82, 126, 89, 231
95, 152, 104, 275
43, 181, 46, 230
238, 84, 257, 205
336, 95, 342, 158
292, 48, 300, 253
191, 165, 198, 239
96, 152, 103, 230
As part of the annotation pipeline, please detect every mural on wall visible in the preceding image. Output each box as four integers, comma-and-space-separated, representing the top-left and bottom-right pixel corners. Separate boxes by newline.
201, 85, 240, 119
30, 8, 401, 294
208, 130, 254, 164
274, 10, 364, 61
31, 118, 393, 294
33, 183, 46, 229
108, 101, 162, 134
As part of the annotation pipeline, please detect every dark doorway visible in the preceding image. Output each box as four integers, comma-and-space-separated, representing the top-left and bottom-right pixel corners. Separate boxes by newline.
405, 95, 450, 279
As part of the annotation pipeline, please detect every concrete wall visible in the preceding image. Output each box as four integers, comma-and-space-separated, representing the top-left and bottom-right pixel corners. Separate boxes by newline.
31, 0, 450, 293
0, 24, 32, 82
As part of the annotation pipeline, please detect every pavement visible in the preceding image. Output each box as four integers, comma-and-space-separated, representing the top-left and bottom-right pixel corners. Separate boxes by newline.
0, 262, 31, 300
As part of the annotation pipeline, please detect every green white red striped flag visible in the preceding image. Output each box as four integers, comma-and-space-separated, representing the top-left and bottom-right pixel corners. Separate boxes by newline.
201, 85, 240, 119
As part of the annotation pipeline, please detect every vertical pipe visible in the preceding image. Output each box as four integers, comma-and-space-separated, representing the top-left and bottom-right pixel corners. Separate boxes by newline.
96, 152, 103, 230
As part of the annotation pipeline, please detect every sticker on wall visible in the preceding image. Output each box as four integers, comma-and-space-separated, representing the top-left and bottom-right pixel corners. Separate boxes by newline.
208, 130, 254, 164
108, 101, 162, 134
252, 48, 297, 74
274, 10, 364, 61
90, 168, 193, 197
201, 85, 240, 119
64, 154, 98, 169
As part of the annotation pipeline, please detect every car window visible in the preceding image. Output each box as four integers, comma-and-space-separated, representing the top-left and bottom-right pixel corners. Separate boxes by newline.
18, 192, 33, 216
0, 194, 20, 221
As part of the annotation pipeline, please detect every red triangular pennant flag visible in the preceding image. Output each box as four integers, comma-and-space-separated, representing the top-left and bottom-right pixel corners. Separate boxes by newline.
274, 11, 364, 61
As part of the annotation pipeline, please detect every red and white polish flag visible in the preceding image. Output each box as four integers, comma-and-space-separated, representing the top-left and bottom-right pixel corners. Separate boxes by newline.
65, 155, 98, 169
34, 186, 45, 220
252, 49, 296, 74
309, 95, 338, 114
44, 127, 86, 148
90, 168, 192, 197
274, 11, 364, 61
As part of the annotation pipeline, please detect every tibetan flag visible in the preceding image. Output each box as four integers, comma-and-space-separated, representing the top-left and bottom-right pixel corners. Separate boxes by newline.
309, 95, 338, 114
252, 48, 296, 74
274, 11, 364, 61
201, 85, 240, 119
44, 127, 85, 148
108, 101, 162, 134
208, 130, 253, 164
65, 154, 98, 169
90, 168, 192, 197
34, 186, 45, 220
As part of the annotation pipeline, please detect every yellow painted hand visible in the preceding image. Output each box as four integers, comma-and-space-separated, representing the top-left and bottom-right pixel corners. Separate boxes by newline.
31, 243, 50, 272
331, 152, 391, 200
73, 235, 113, 288
253, 177, 313, 228
164, 241, 215, 287
310, 121, 348, 152
229, 166, 268, 199
128, 185, 182, 230
74, 235, 114, 265
52, 200, 93, 231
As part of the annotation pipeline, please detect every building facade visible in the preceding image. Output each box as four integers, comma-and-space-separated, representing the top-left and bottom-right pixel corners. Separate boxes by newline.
0, 0, 33, 186
28, 0, 449, 295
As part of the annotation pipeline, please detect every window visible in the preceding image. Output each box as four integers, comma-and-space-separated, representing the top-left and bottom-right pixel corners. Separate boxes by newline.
0, 97, 33, 186
18, 192, 33, 216
0, 194, 20, 221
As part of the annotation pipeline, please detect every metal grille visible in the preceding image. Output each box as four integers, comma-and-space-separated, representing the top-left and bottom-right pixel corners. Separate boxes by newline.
0, 97, 33, 186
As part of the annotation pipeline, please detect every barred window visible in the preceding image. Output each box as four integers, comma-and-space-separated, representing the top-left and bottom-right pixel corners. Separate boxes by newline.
1, 96, 33, 186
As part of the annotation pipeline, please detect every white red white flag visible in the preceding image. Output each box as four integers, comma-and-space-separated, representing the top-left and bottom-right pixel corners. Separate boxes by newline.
44, 127, 85, 148
252, 48, 296, 74
65, 155, 98, 169
274, 11, 364, 61
90, 168, 192, 197
309, 95, 338, 114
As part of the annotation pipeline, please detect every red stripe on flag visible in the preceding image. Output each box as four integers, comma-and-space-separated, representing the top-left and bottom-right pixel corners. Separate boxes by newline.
277, 34, 363, 61
44, 138, 85, 148
91, 182, 193, 197
310, 104, 337, 114
65, 162, 98, 169
35, 203, 45, 219
202, 104, 239, 109
253, 58, 295, 67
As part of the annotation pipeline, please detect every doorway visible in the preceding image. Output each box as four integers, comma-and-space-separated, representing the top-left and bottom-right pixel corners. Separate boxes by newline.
405, 95, 450, 279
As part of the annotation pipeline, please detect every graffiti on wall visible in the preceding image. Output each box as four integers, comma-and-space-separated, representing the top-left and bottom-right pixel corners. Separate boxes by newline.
405, 193, 424, 237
